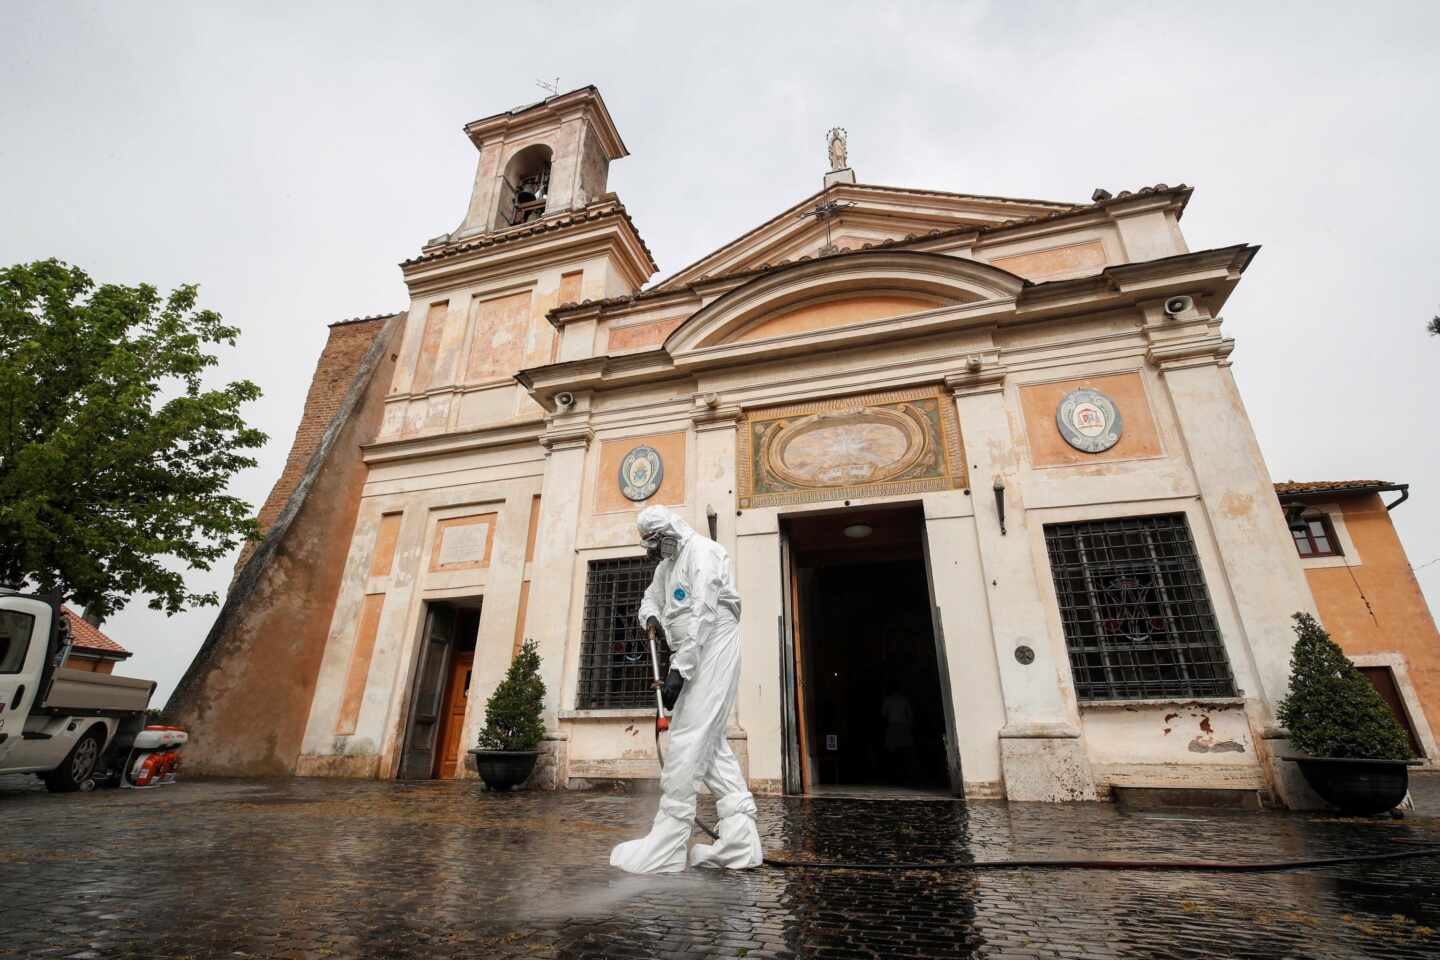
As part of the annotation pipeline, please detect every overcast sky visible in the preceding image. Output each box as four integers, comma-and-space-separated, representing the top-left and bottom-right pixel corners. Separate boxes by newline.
3, 1, 1437, 703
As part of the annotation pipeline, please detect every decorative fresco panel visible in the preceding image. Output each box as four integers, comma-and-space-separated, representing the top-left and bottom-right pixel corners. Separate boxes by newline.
737, 386, 966, 508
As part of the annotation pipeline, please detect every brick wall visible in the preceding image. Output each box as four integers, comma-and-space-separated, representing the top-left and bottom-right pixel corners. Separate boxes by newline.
171, 312, 403, 775
235, 316, 394, 572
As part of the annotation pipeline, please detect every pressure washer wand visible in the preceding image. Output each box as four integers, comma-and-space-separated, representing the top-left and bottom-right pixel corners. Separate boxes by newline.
647, 623, 720, 844
646, 624, 669, 733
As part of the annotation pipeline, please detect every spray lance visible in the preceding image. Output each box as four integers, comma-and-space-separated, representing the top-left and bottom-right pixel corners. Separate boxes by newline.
646, 622, 720, 842
645, 623, 669, 735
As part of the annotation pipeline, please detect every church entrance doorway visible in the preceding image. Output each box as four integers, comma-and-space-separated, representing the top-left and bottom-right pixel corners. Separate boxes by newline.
398, 598, 481, 780
780, 504, 959, 796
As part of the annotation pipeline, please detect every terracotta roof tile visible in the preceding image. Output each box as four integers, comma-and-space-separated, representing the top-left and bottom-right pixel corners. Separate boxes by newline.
400, 196, 657, 271
62, 608, 130, 657
1274, 480, 1401, 495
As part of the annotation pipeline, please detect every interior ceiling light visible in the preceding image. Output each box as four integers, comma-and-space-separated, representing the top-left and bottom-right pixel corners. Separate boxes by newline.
843, 523, 873, 539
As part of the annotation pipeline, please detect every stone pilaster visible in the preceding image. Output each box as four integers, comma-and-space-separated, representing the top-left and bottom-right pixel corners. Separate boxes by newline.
527, 422, 594, 736
947, 361, 1096, 802
1148, 335, 1320, 808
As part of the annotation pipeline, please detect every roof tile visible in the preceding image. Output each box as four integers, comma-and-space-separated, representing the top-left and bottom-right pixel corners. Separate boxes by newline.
62, 608, 130, 656
1274, 480, 1399, 495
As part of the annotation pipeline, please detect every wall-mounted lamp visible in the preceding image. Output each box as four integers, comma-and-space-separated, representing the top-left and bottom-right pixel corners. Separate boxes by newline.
993, 476, 1007, 535
843, 523, 873, 540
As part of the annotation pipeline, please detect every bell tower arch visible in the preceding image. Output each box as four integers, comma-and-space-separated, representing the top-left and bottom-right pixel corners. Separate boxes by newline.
448, 85, 629, 240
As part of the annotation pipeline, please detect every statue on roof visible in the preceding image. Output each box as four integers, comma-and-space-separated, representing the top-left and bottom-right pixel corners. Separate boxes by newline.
826, 127, 848, 172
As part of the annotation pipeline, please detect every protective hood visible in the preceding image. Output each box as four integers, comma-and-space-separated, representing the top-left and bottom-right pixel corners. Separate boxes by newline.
636, 505, 696, 546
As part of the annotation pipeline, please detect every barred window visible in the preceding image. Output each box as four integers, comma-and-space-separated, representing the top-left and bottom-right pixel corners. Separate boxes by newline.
576, 555, 668, 709
1044, 514, 1236, 702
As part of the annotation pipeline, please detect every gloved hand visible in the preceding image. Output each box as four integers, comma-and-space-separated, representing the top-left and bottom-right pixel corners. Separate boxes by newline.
661, 668, 685, 710
646, 616, 661, 636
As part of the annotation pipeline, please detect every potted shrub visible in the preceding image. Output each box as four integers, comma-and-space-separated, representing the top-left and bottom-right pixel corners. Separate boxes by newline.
1278, 612, 1417, 814
468, 640, 546, 790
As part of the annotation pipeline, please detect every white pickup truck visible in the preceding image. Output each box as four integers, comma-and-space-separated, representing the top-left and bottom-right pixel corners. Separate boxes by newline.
0, 588, 157, 791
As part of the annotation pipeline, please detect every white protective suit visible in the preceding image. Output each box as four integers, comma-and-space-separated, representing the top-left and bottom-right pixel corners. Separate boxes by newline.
609, 506, 764, 873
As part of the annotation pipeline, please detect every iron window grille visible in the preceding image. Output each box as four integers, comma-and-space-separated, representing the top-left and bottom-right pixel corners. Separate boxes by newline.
1290, 514, 1341, 558
576, 555, 668, 710
1044, 514, 1236, 702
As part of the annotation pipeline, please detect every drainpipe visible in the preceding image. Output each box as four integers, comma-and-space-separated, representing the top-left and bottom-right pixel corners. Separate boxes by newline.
1384, 484, 1410, 512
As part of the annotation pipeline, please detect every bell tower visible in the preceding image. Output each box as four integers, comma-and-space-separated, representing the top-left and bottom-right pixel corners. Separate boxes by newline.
446, 86, 629, 241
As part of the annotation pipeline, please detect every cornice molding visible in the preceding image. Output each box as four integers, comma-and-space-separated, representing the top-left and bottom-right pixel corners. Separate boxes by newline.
690, 393, 743, 430
404, 198, 657, 292
1146, 336, 1236, 372
539, 423, 595, 451
945, 353, 1008, 398
513, 245, 1258, 405
462, 85, 628, 160
361, 419, 545, 465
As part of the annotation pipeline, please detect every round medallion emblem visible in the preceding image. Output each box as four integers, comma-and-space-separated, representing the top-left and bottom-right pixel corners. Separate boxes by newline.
618, 445, 663, 502
1056, 388, 1123, 453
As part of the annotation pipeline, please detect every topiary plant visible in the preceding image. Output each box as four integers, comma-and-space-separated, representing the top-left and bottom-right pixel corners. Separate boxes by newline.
1277, 612, 1412, 761
476, 639, 546, 751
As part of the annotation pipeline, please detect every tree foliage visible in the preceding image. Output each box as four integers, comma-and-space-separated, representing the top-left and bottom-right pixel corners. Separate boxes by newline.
1428, 311, 1439, 337
1277, 612, 1412, 761
0, 260, 266, 617
477, 640, 547, 751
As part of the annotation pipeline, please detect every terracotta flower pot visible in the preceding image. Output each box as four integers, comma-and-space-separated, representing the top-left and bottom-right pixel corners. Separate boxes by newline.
469, 749, 539, 791
1287, 757, 1415, 815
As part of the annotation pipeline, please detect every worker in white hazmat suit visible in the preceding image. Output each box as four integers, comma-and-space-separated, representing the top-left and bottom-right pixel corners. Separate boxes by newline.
610, 505, 764, 873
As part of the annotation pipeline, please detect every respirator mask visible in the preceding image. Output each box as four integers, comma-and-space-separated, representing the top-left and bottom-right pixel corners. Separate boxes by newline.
642, 531, 680, 561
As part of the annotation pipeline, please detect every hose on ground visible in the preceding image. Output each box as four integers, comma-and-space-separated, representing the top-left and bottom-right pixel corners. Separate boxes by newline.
653, 707, 1440, 873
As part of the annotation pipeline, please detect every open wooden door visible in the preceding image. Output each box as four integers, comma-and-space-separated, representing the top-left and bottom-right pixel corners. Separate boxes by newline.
779, 528, 808, 794
921, 522, 965, 796
434, 651, 474, 779
398, 604, 456, 780
1359, 666, 1426, 759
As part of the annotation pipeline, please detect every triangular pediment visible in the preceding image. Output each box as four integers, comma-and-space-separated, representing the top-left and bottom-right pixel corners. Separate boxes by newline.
655, 182, 1076, 291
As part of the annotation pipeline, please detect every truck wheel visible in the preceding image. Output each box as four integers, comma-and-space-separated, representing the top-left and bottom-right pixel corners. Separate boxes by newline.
42, 729, 104, 793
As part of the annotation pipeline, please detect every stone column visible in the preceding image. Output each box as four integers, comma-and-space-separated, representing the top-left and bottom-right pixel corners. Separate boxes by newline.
947, 363, 1096, 802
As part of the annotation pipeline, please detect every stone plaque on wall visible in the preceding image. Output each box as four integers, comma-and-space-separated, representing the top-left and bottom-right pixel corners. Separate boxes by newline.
737, 386, 966, 508
429, 513, 497, 572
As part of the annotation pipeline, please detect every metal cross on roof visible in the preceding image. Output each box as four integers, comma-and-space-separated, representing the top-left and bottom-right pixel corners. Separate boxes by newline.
798, 199, 856, 255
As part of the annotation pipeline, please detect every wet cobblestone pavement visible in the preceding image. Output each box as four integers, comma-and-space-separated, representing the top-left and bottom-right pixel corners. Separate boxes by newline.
3, 775, 1439, 959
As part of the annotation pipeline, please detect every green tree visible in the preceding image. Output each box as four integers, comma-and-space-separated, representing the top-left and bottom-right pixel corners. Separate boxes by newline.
1277, 612, 1412, 761
477, 640, 547, 751
0, 260, 266, 618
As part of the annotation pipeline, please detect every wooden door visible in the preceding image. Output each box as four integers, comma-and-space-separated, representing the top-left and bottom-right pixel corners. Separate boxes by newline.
398, 605, 456, 779
434, 652, 474, 779
779, 529, 806, 794
1359, 666, 1426, 758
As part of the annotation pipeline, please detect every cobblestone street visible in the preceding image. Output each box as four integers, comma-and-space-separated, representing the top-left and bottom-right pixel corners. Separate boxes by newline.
2, 775, 1439, 959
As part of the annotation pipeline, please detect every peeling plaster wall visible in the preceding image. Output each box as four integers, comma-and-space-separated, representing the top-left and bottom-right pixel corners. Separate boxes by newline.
166, 314, 402, 775
1082, 702, 1263, 792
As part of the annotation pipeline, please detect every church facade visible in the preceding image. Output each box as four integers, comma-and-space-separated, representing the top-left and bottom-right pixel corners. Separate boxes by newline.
172, 86, 1343, 805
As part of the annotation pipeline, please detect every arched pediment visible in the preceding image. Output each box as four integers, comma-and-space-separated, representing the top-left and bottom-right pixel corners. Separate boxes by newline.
664, 250, 1026, 356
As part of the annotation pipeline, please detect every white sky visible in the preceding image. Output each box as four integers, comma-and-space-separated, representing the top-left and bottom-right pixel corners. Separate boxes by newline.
3, 1, 1437, 704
